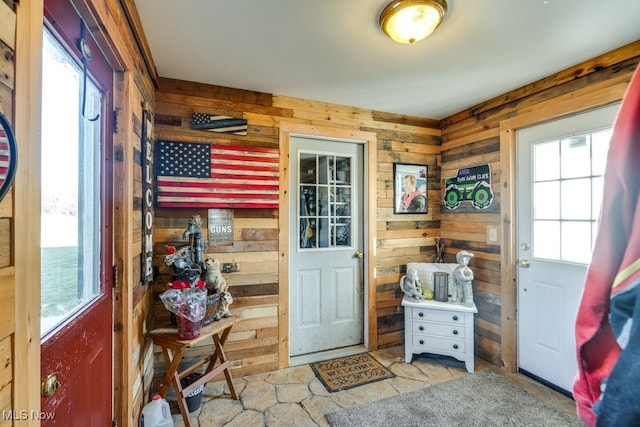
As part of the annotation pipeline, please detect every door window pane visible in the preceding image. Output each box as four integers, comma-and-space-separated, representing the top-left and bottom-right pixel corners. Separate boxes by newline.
561, 135, 590, 178
531, 127, 611, 264
533, 141, 560, 181
533, 220, 560, 259
561, 179, 590, 220
561, 222, 592, 263
41, 29, 102, 338
299, 152, 352, 249
533, 181, 559, 220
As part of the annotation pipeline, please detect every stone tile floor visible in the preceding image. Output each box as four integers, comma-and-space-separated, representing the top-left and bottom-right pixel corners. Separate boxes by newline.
168, 346, 578, 426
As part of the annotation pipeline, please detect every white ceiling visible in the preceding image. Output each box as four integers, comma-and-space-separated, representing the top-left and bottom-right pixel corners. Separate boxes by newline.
133, 0, 640, 120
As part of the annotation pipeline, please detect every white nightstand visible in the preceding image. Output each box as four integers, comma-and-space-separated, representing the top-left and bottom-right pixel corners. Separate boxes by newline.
402, 297, 477, 373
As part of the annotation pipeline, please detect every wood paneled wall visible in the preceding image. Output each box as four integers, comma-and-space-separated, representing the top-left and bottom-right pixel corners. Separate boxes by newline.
440, 41, 640, 369
0, 2, 15, 421
152, 78, 442, 378
116, 72, 156, 426
13, 0, 43, 419
95, 1, 157, 424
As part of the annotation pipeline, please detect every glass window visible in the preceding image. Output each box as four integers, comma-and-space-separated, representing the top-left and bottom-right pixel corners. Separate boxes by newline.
533, 220, 560, 260
299, 152, 352, 249
533, 181, 559, 220
531, 129, 611, 264
41, 29, 102, 338
560, 135, 591, 179
533, 141, 560, 181
561, 178, 591, 221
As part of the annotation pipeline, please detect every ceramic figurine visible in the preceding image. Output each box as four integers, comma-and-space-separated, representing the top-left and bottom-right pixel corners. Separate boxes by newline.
452, 250, 474, 307
400, 269, 425, 301
203, 258, 228, 294
213, 291, 234, 320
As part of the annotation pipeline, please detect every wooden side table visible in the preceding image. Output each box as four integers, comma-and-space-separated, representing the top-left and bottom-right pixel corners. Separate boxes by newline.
148, 316, 239, 427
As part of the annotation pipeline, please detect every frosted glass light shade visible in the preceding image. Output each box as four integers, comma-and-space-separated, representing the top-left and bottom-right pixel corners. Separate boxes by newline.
379, 0, 448, 44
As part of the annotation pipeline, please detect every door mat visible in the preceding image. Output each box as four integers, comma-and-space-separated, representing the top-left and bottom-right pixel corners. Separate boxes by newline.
310, 353, 395, 392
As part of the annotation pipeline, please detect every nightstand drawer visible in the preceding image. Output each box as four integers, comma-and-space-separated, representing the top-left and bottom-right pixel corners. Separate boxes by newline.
412, 309, 463, 324
413, 321, 466, 338
403, 298, 477, 372
412, 335, 465, 353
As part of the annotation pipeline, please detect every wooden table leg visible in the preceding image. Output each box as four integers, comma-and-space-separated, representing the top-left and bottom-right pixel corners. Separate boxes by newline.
158, 346, 193, 427
208, 325, 232, 367
200, 331, 238, 400
214, 333, 238, 399
171, 369, 192, 427
158, 346, 184, 397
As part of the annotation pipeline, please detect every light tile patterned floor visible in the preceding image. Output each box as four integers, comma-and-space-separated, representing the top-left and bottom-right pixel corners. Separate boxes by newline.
167, 346, 577, 427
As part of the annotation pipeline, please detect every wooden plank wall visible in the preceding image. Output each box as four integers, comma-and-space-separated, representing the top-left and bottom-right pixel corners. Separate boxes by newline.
125, 75, 156, 425
375, 133, 441, 348
13, 0, 43, 420
93, 1, 158, 424
0, 1, 15, 423
439, 41, 640, 367
152, 78, 442, 378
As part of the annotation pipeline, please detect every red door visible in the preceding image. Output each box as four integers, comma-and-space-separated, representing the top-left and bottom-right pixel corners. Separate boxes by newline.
40, 0, 113, 425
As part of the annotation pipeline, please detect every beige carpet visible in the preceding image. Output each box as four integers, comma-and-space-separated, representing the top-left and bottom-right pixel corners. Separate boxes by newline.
310, 353, 395, 392
326, 370, 581, 426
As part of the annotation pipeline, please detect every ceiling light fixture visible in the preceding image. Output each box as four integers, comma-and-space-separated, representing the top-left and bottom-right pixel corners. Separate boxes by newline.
379, 0, 448, 44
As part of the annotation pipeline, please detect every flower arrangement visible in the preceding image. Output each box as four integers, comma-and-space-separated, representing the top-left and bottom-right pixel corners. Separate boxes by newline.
160, 280, 207, 339
168, 279, 206, 291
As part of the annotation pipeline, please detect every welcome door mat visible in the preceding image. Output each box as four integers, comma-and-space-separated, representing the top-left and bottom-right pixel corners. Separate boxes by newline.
326, 370, 582, 426
310, 353, 395, 392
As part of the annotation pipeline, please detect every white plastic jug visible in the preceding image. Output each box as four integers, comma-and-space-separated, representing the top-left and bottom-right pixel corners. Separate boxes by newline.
140, 394, 174, 427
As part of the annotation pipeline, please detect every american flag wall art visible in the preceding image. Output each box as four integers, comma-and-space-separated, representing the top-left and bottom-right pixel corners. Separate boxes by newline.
155, 140, 279, 209
191, 112, 248, 135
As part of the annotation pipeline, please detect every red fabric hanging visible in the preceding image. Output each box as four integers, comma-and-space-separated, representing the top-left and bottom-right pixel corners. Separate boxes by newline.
574, 63, 640, 426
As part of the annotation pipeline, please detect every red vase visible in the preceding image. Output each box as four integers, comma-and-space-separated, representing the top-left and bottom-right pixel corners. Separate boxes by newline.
176, 315, 202, 340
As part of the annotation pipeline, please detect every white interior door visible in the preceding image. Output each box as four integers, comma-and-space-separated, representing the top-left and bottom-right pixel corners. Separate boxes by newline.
289, 136, 364, 356
516, 103, 619, 392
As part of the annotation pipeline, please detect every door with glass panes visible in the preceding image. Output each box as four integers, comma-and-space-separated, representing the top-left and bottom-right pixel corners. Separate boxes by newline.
289, 136, 364, 356
516, 103, 619, 392
40, 0, 114, 424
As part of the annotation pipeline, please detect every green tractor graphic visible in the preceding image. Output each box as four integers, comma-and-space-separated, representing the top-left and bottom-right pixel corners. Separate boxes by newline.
444, 165, 494, 210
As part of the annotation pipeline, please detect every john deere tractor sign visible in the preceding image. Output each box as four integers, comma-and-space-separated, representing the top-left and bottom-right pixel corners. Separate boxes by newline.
444, 164, 494, 210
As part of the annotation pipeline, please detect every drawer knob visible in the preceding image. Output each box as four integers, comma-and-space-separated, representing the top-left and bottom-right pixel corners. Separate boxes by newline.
419, 339, 424, 345
453, 344, 459, 349
453, 330, 458, 335
418, 312, 424, 317
419, 326, 424, 331
452, 315, 458, 321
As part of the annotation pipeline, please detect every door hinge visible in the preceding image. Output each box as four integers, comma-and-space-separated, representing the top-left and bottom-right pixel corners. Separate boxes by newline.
113, 108, 119, 134
112, 420, 117, 427
112, 265, 119, 288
